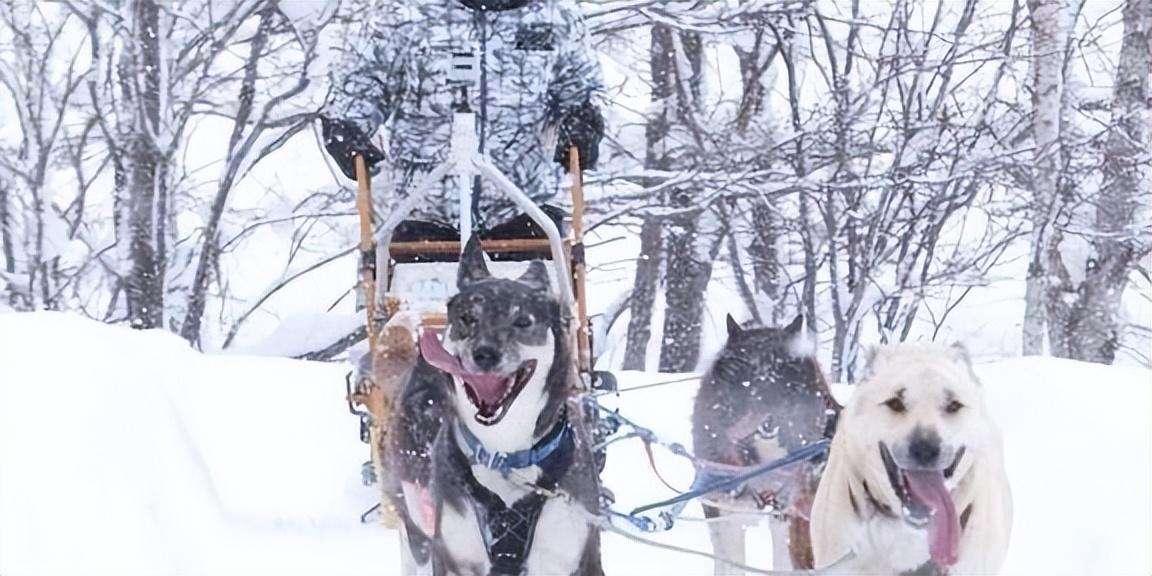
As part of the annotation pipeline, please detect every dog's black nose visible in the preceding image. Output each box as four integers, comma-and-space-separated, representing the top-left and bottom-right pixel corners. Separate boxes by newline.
908, 427, 942, 467
472, 346, 502, 371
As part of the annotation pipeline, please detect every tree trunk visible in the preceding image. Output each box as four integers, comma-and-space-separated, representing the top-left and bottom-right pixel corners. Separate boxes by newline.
1062, 0, 1150, 363
180, 6, 274, 345
748, 202, 781, 324
728, 220, 762, 325
659, 207, 723, 372
122, 0, 164, 329
0, 181, 17, 308
622, 216, 662, 370
1022, 0, 1067, 355
621, 24, 676, 370
654, 26, 717, 373
734, 27, 781, 325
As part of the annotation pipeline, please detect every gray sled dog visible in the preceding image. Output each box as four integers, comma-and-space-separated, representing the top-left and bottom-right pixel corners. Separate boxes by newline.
810, 344, 1013, 575
692, 314, 839, 575
386, 238, 603, 576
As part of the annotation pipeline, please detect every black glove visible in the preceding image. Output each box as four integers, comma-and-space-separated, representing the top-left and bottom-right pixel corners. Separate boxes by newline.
320, 116, 385, 181
553, 100, 603, 172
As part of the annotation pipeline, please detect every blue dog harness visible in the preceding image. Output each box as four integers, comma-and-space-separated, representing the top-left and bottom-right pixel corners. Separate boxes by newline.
455, 417, 572, 477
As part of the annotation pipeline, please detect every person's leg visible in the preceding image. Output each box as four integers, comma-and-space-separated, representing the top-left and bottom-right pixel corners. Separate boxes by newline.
483, 204, 566, 239
482, 205, 567, 261
389, 220, 460, 263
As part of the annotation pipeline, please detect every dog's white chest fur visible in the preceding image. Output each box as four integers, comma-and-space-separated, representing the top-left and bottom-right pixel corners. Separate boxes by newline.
853, 518, 932, 573
524, 497, 589, 574
438, 502, 489, 576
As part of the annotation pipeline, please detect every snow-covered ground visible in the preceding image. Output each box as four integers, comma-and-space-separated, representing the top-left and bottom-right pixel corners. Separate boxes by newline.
1, 312, 1150, 575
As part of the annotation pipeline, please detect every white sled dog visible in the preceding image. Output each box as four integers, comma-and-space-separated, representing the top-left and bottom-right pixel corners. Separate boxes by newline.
810, 345, 1012, 575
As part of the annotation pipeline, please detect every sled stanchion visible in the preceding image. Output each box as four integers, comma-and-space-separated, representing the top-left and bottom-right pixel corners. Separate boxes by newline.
374, 160, 455, 304
472, 156, 575, 308
569, 147, 592, 374
355, 155, 378, 345
352, 153, 400, 528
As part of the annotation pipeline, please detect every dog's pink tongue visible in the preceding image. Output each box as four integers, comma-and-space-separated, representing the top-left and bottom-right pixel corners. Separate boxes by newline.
420, 330, 462, 374
418, 330, 508, 403
904, 470, 960, 566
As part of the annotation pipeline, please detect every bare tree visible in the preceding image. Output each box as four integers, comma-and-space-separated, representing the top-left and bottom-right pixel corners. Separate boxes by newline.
586, 0, 1034, 376
0, 2, 89, 311
178, 4, 322, 345
1044, 0, 1151, 362
622, 215, 661, 369
47, 0, 328, 344
1023, 0, 1068, 355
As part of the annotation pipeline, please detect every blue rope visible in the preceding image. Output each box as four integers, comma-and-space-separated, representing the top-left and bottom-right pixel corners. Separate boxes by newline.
629, 438, 831, 518
593, 402, 694, 460
591, 398, 831, 532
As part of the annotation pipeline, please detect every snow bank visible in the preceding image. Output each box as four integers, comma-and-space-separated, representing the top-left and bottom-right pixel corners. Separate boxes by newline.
230, 312, 362, 358
1, 312, 1149, 575
0, 312, 389, 576
982, 358, 1152, 575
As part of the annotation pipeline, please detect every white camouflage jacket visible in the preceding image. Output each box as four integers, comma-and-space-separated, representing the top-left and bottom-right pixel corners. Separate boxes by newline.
326, 0, 603, 225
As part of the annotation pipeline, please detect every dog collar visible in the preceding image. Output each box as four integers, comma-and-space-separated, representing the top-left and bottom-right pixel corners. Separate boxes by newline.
454, 417, 571, 477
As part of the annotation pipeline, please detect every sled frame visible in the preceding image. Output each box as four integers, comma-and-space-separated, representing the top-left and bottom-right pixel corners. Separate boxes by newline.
360, 150, 592, 376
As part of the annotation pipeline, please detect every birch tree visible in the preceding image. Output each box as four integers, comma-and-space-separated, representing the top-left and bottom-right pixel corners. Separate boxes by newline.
1044, 0, 1151, 362
1023, 0, 1068, 355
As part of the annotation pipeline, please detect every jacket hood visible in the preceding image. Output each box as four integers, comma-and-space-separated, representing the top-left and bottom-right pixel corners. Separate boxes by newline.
457, 0, 536, 11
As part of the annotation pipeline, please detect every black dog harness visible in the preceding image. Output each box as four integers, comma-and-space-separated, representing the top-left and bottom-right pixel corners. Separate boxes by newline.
453, 417, 575, 575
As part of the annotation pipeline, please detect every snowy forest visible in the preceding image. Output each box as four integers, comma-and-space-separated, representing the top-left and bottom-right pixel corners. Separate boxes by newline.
1, 0, 1149, 377
1, 1, 1151, 575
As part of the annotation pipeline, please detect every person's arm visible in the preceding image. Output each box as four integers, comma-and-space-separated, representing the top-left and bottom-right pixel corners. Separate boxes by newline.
548, 1, 605, 172
321, 9, 407, 180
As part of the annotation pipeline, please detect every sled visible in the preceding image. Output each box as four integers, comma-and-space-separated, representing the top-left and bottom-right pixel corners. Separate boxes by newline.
363, 148, 592, 367
347, 138, 597, 526
343, 45, 606, 525
354, 143, 593, 363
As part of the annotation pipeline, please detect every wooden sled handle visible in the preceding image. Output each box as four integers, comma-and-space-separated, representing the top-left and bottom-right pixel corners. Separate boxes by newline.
355, 154, 378, 346
569, 148, 592, 374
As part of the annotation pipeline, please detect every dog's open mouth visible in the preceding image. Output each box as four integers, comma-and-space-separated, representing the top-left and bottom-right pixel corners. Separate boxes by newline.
419, 330, 537, 426
879, 442, 965, 566
459, 360, 536, 425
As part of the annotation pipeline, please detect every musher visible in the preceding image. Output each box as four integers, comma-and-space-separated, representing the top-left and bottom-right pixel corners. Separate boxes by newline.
320, 0, 605, 242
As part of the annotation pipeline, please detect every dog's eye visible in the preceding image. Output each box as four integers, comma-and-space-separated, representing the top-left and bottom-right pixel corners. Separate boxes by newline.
459, 313, 477, 327
883, 397, 906, 413
513, 315, 533, 329
945, 400, 965, 414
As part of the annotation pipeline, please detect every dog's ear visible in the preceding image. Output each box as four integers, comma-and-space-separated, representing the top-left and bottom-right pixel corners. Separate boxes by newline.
949, 342, 973, 366
784, 313, 805, 335
458, 236, 490, 288
948, 342, 984, 387
859, 345, 884, 380
785, 313, 816, 358
726, 313, 743, 338
517, 261, 551, 293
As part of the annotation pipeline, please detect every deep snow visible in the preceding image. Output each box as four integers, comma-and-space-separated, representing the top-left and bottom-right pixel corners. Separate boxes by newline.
1, 312, 1150, 575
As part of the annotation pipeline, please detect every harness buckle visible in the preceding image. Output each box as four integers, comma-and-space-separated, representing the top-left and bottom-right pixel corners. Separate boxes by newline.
488, 451, 509, 475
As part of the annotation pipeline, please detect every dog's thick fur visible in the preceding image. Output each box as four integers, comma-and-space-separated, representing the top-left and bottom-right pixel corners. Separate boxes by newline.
384, 239, 602, 576
692, 314, 838, 575
810, 345, 1013, 575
